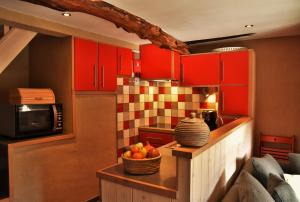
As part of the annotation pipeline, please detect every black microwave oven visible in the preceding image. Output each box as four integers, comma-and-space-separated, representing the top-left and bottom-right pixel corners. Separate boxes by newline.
0, 104, 63, 138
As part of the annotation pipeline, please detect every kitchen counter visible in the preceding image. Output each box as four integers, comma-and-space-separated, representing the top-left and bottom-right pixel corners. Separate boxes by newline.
97, 143, 177, 198
97, 117, 254, 201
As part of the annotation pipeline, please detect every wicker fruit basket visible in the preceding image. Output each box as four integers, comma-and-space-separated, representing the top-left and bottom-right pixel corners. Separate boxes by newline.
175, 112, 210, 147
122, 154, 162, 175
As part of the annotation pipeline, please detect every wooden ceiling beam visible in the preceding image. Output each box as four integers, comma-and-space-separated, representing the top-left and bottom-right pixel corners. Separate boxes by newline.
20, 0, 190, 54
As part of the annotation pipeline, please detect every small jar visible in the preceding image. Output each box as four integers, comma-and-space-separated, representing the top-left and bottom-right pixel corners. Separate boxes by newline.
175, 112, 210, 147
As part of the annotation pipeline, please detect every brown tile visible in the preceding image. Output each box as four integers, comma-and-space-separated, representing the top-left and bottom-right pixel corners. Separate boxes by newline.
117, 86, 123, 94
171, 102, 178, 109
158, 109, 165, 116
185, 94, 192, 102
123, 103, 129, 112
134, 95, 140, 102
129, 120, 135, 129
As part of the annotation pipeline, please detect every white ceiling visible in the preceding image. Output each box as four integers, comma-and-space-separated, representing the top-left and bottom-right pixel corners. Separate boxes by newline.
1, 0, 300, 45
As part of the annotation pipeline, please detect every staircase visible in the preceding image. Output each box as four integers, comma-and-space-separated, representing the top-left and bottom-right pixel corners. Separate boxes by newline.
0, 24, 37, 74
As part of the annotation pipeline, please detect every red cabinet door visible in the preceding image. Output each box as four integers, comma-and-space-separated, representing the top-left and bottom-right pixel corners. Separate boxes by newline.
140, 44, 179, 80
220, 50, 249, 85
99, 43, 117, 91
74, 38, 98, 91
139, 131, 174, 148
117, 47, 133, 76
181, 53, 220, 85
220, 85, 248, 116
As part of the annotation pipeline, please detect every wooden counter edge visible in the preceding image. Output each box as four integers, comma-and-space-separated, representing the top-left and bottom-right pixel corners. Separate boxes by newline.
0, 133, 75, 148
172, 117, 252, 159
96, 170, 177, 199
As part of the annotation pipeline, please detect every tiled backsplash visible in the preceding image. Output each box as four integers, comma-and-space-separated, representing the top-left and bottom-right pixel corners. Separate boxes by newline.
117, 77, 218, 156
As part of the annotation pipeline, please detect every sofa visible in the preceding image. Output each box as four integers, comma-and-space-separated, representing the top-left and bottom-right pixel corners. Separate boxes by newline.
222, 153, 300, 202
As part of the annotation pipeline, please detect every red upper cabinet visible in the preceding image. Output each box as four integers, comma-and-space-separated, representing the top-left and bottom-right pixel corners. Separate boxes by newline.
220, 85, 249, 116
74, 38, 98, 91
117, 47, 133, 77
140, 44, 180, 80
98, 43, 117, 91
181, 53, 220, 85
220, 50, 249, 85
74, 37, 117, 92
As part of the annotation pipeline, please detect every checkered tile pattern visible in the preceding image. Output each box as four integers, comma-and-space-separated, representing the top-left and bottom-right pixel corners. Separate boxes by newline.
117, 76, 218, 156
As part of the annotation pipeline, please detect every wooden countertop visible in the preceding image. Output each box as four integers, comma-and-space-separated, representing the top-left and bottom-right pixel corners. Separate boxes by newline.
96, 145, 177, 198
172, 117, 251, 159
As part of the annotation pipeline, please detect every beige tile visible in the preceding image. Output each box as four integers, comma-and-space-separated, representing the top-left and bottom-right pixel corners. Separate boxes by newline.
178, 102, 185, 110
153, 87, 158, 94
164, 82, 172, 87
149, 86, 154, 94
165, 109, 171, 117
144, 118, 149, 125
117, 113, 123, 122
117, 77, 123, 85
123, 129, 129, 138
123, 86, 129, 94
171, 94, 178, 102
164, 94, 171, 102
178, 87, 185, 94
117, 94, 124, 103
129, 103, 134, 112
165, 117, 171, 124
123, 94, 129, 103
153, 102, 158, 109
149, 94, 153, 102
140, 102, 145, 110
140, 94, 145, 102
135, 119, 140, 127
171, 86, 178, 95
139, 118, 145, 126
135, 86, 140, 94
158, 94, 164, 101
134, 128, 139, 136
193, 102, 199, 110
152, 109, 157, 116
178, 109, 185, 117
117, 121, 123, 131
129, 111, 134, 120
144, 94, 149, 102
185, 87, 192, 94
158, 102, 164, 109
144, 110, 149, 118
192, 94, 200, 102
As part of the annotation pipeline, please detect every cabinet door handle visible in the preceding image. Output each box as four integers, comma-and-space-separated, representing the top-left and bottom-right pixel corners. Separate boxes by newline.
222, 91, 225, 113
119, 55, 122, 72
220, 60, 224, 82
93, 64, 97, 88
181, 64, 185, 83
102, 65, 105, 88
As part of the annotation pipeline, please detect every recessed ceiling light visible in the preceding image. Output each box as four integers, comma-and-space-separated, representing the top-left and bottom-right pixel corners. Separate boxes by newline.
62, 11, 71, 17
245, 25, 254, 28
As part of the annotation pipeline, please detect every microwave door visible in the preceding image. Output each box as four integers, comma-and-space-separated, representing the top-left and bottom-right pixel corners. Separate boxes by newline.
16, 104, 54, 136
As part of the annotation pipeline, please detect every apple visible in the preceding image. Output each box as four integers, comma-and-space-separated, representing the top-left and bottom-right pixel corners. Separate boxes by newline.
131, 145, 139, 154
132, 152, 144, 159
147, 148, 160, 158
140, 147, 147, 158
123, 150, 131, 158
144, 141, 154, 152
135, 142, 143, 149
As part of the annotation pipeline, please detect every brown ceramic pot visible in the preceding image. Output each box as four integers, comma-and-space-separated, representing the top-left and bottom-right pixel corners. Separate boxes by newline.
175, 112, 210, 147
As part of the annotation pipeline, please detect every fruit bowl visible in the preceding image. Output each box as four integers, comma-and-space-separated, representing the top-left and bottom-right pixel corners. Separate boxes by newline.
122, 154, 162, 175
